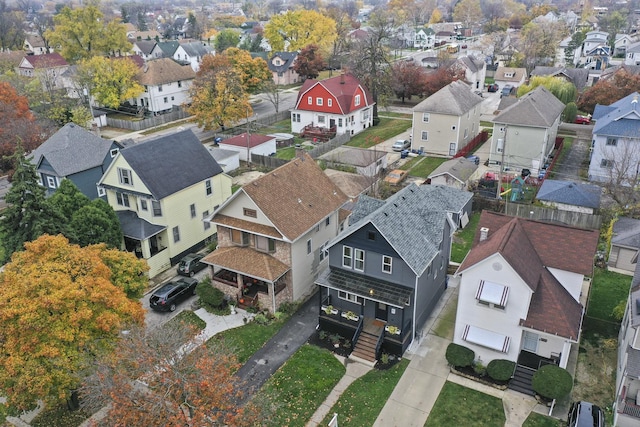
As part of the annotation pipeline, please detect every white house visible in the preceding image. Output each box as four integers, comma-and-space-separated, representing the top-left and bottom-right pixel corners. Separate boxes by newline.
616, 34, 637, 56
589, 92, 640, 183
318, 146, 387, 177
134, 58, 195, 115
173, 41, 213, 72
218, 133, 276, 162
625, 41, 640, 65
454, 211, 598, 373
131, 40, 164, 61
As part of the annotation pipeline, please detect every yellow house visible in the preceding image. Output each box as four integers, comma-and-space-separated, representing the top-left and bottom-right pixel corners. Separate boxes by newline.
98, 129, 232, 277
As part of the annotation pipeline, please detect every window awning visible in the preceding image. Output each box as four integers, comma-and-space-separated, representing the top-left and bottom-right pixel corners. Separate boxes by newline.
476, 280, 509, 306
462, 325, 510, 353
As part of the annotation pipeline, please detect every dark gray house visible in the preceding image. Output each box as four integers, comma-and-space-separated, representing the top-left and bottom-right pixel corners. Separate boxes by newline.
316, 183, 471, 363
29, 122, 122, 199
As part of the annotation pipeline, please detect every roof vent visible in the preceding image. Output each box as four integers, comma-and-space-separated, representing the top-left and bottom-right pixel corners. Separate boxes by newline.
298, 198, 302, 203
480, 227, 489, 241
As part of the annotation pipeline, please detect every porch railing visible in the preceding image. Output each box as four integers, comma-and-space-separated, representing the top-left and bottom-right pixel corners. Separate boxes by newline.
351, 318, 364, 351
622, 398, 640, 419
374, 329, 385, 360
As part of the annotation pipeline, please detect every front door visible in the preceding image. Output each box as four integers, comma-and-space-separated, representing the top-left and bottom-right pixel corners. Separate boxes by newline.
376, 302, 388, 321
522, 331, 539, 353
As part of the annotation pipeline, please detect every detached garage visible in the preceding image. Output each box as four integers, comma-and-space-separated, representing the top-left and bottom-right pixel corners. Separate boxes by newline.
609, 217, 640, 276
218, 133, 276, 162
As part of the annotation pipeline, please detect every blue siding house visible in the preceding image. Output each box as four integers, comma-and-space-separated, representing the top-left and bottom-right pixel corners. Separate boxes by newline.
29, 122, 122, 199
315, 183, 472, 362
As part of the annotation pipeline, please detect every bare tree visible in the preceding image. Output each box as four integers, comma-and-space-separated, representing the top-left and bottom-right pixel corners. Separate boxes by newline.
260, 80, 281, 113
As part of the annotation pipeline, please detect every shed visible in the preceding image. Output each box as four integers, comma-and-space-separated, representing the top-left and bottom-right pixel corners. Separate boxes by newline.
207, 147, 240, 173
609, 217, 640, 275
535, 180, 601, 214
319, 146, 387, 177
428, 157, 479, 190
218, 133, 277, 162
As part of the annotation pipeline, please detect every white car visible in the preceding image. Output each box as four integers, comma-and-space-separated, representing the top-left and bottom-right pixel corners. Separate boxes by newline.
392, 140, 410, 151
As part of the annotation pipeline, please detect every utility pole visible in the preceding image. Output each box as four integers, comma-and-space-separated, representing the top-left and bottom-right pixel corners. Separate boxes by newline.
496, 125, 507, 199
246, 107, 251, 168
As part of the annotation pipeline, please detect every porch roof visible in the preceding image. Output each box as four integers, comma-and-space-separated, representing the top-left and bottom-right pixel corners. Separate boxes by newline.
212, 214, 282, 239
116, 210, 166, 240
316, 267, 413, 308
201, 246, 290, 283
627, 346, 640, 378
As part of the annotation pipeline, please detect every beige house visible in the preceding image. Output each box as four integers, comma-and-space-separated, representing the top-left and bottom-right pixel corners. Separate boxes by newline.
99, 129, 231, 277
411, 80, 484, 157
202, 153, 349, 312
494, 66, 527, 89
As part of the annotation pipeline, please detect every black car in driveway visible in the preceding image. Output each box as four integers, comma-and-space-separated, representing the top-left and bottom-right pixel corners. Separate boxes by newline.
567, 401, 604, 427
149, 277, 198, 312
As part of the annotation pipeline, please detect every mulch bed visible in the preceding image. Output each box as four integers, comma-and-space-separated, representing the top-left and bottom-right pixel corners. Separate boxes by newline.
307, 330, 351, 357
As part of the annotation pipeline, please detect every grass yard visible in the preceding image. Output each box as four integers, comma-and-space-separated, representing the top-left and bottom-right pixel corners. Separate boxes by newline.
164, 310, 206, 331
346, 116, 411, 149
451, 212, 480, 263
260, 344, 346, 427
586, 268, 630, 323
320, 359, 410, 427
522, 412, 564, 427
275, 144, 313, 160
401, 156, 448, 178
424, 381, 505, 427
432, 294, 457, 340
208, 317, 286, 365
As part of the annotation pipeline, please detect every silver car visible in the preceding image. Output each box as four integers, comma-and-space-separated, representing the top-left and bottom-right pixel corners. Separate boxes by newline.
392, 140, 410, 151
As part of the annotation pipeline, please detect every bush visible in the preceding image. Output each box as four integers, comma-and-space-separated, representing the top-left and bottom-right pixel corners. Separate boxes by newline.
532, 365, 573, 400
196, 281, 225, 311
277, 301, 298, 316
563, 101, 578, 123
487, 359, 516, 382
253, 313, 270, 325
473, 361, 486, 376
445, 343, 475, 368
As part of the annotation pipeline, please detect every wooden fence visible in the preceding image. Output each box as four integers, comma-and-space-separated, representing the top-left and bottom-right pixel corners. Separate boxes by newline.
106, 107, 191, 131
504, 203, 602, 230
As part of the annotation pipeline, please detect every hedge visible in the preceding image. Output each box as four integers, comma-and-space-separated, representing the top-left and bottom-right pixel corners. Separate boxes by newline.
196, 280, 225, 310
486, 359, 516, 382
532, 365, 573, 400
445, 343, 475, 368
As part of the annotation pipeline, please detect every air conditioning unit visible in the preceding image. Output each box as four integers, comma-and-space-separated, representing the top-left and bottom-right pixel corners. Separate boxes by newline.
497, 148, 503, 153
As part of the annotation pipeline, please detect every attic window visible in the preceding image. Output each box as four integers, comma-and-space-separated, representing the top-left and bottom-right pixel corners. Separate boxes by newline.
110, 148, 119, 157
367, 231, 376, 240
243, 208, 257, 218
504, 72, 514, 78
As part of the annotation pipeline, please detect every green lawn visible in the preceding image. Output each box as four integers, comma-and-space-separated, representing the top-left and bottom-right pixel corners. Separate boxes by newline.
275, 144, 313, 160
164, 310, 206, 331
424, 381, 505, 427
346, 116, 411, 149
402, 156, 448, 178
432, 294, 457, 340
320, 359, 409, 427
30, 405, 90, 427
522, 412, 563, 427
208, 317, 286, 365
587, 268, 631, 323
451, 212, 481, 263
261, 344, 346, 427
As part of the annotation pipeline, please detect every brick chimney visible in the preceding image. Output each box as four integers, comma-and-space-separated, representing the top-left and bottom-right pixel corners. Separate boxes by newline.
479, 227, 489, 241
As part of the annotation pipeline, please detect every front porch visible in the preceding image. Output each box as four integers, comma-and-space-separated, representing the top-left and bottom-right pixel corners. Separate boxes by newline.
212, 268, 287, 311
117, 210, 170, 277
508, 350, 560, 396
617, 380, 640, 423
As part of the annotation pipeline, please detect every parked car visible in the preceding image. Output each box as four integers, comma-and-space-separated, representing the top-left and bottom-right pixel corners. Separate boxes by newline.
461, 44, 468, 49
500, 85, 514, 97
487, 83, 499, 92
575, 115, 591, 125
567, 401, 604, 427
400, 149, 410, 159
149, 277, 199, 312
392, 139, 411, 151
383, 169, 408, 185
177, 253, 207, 277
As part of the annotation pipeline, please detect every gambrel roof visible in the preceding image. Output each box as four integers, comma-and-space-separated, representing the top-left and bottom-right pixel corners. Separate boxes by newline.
295, 73, 374, 114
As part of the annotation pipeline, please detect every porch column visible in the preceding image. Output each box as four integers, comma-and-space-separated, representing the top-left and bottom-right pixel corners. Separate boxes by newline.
559, 341, 572, 368
270, 282, 276, 313
141, 239, 151, 259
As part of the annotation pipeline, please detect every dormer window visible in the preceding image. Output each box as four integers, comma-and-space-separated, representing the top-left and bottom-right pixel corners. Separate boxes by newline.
504, 72, 514, 78
118, 168, 133, 185
354, 94, 361, 106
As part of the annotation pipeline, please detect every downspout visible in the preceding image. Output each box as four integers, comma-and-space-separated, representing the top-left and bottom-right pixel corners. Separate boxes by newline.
271, 282, 276, 313
412, 275, 418, 345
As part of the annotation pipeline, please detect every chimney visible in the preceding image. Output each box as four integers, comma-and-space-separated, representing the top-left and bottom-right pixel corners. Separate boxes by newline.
295, 146, 306, 160
633, 94, 638, 107
479, 227, 489, 241
340, 73, 345, 84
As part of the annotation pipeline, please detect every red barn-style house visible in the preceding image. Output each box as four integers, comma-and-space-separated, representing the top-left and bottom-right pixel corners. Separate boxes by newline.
291, 73, 375, 139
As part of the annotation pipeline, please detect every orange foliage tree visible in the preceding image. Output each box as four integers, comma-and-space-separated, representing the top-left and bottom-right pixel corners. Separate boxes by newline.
577, 70, 640, 114
0, 81, 47, 172
81, 322, 269, 426
0, 234, 147, 410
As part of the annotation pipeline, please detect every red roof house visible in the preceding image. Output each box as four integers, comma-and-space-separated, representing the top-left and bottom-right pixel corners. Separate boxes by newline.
291, 73, 375, 139
218, 133, 276, 162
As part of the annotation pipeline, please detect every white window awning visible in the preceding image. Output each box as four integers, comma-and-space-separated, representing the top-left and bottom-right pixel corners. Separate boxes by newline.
462, 324, 510, 353
476, 280, 509, 306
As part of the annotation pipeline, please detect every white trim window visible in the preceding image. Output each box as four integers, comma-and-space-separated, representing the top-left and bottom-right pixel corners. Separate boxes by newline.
172, 226, 180, 243
205, 179, 212, 196
307, 238, 312, 255
343, 246, 353, 268
190, 203, 196, 218
382, 255, 392, 273
354, 94, 361, 106
116, 192, 130, 207
97, 186, 106, 197
421, 131, 428, 141
462, 325, 510, 353
316, 97, 323, 106
338, 290, 364, 304
354, 248, 364, 271
422, 112, 430, 123
46, 176, 57, 188
476, 280, 509, 310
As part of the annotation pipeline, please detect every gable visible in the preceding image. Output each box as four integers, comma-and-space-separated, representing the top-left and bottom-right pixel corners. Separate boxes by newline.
100, 155, 153, 196
295, 74, 373, 115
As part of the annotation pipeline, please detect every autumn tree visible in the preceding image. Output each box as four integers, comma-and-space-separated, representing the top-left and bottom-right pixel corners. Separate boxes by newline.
0, 0, 25, 51
263, 10, 336, 53
429, 8, 443, 24
0, 146, 66, 261
391, 61, 428, 102
215, 28, 240, 52
294, 44, 326, 81
346, 11, 394, 123
517, 76, 577, 104
424, 65, 465, 97
80, 322, 268, 426
578, 71, 640, 114
224, 47, 271, 93
189, 55, 251, 131
0, 234, 146, 410
76, 56, 144, 109
45, 2, 132, 62
518, 21, 567, 73
453, 0, 482, 29
0, 82, 47, 172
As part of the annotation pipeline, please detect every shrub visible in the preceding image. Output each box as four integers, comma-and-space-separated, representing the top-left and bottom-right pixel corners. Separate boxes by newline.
277, 301, 298, 316
445, 343, 475, 368
532, 365, 573, 400
196, 281, 225, 310
319, 330, 328, 340
487, 359, 516, 382
381, 353, 390, 364
473, 361, 486, 376
253, 313, 270, 325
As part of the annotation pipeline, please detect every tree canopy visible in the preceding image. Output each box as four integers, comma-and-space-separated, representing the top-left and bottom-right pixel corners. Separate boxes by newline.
517, 76, 577, 104
293, 44, 326, 81
224, 48, 271, 93
0, 234, 146, 410
215, 29, 240, 52
578, 70, 640, 114
45, 2, 131, 62
263, 10, 336, 54
77, 56, 144, 109
391, 61, 428, 103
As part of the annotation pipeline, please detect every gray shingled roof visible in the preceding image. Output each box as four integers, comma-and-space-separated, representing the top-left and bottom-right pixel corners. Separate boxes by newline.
157, 41, 180, 57
117, 210, 166, 239
119, 129, 223, 200
134, 40, 157, 55
428, 157, 478, 183
268, 51, 297, 73
413, 80, 483, 116
612, 217, 640, 248
179, 41, 213, 57
535, 180, 601, 209
457, 55, 484, 73
593, 92, 640, 137
29, 123, 118, 177
339, 183, 470, 276
492, 86, 565, 127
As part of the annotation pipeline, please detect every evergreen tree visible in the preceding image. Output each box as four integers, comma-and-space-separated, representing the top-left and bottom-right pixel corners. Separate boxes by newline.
70, 199, 123, 248
0, 143, 64, 262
